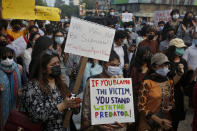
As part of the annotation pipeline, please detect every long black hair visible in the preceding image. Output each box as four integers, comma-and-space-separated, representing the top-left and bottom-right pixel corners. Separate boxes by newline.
27, 32, 40, 48
130, 46, 152, 72
39, 50, 70, 98
182, 11, 195, 27
29, 36, 54, 80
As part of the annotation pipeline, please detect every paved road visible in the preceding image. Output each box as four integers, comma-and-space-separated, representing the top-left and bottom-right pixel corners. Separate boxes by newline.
178, 108, 193, 131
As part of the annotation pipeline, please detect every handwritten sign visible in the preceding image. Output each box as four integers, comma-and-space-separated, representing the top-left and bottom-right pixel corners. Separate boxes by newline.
154, 10, 171, 24
90, 78, 135, 125
64, 17, 115, 62
2, 0, 35, 20
35, 6, 61, 21
122, 13, 133, 22
7, 36, 27, 57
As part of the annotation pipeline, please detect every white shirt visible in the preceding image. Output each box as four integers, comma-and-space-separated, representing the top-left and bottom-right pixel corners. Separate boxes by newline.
183, 45, 197, 70
113, 43, 124, 68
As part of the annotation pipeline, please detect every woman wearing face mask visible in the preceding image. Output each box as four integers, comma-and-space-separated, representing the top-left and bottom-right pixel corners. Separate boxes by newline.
53, 30, 70, 87
138, 53, 182, 131
163, 9, 180, 39
165, 39, 191, 131
0, 47, 22, 130
177, 11, 196, 47
22, 49, 81, 131
23, 32, 40, 74
81, 51, 128, 131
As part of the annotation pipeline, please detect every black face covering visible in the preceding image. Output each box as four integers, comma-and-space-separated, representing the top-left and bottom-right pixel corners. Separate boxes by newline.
148, 35, 154, 40
50, 65, 61, 78
13, 25, 21, 31
168, 34, 175, 40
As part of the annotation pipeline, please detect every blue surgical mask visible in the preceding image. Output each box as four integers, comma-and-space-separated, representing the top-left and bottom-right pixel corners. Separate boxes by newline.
110, 12, 115, 16
156, 67, 170, 77
46, 35, 53, 39
55, 37, 64, 44
158, 26, 164, 31
127, 28, 132, 32
105, 66, 120, 76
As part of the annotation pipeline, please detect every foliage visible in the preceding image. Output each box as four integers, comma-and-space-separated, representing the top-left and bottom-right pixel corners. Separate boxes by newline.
35, 0, 47, 6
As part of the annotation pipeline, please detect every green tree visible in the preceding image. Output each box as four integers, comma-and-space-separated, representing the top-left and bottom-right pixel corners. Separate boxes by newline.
80, 0, 96, 9
35, 0, 47, 6
60, 4, 79, 18
55, 0, 65, 8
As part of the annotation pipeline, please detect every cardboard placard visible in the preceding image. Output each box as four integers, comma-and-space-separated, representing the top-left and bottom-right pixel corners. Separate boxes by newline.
7, 36, 27, 57
90, 78, 135, 125
64, 17, 115, 62
35, 6, 61, 21
154, 10, 171, 24
122, 13, 133, 22
2, 0, 35, 20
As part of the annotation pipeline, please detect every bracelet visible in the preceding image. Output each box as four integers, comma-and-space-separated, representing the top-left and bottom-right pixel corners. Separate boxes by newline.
146, 112, 153, 120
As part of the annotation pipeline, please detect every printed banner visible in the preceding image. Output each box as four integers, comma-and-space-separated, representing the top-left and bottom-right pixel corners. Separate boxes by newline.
90, 78, 135, 125
64, 17, 115, 62
35, 6, 61, 21
2, 0, 35, 20
122, 13, 133, 22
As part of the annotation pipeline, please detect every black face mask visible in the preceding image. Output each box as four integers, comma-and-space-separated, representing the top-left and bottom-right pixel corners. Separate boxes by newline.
148, 35, 154, 40
50, 65, 61, 78
168, 34, 175, 40
13, 26, 21, 31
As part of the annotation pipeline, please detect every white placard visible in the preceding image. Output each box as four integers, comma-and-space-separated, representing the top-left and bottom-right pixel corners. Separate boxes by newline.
122, 13, 133, 22
7, 36, 27, 57
154, 10, 171, 24
90, 78, 135, 125
64, 17, 115, 62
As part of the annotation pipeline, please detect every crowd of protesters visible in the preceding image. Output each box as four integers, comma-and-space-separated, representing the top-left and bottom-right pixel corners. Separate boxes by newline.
0, 8, 197, 131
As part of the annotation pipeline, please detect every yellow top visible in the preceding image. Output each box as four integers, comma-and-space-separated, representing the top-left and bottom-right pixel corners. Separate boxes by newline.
7, 28, 27, 40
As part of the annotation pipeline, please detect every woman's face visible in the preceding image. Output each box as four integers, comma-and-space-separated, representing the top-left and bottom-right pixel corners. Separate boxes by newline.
46, 56, 60, 75
154, 63, 169, 70
104, 59, 120, 70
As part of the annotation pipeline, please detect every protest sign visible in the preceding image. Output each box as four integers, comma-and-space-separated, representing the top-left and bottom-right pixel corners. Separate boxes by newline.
64, 17, 115, 62
154, 10, 171, 24
7, 36, 27, 57
90, 78, 135, 125
35, 6, 61, 21
122, 13, 133, 22
2, 0, 35, 20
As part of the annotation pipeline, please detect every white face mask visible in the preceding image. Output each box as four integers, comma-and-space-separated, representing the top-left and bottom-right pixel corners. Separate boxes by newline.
105, 66, 120, 76
122, 39, 127, 46
156, 67, 170, 77
110, 12, 115, 16
1, 58, 14, 66
172, 14, 179, 20
55, 37, 64, 45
